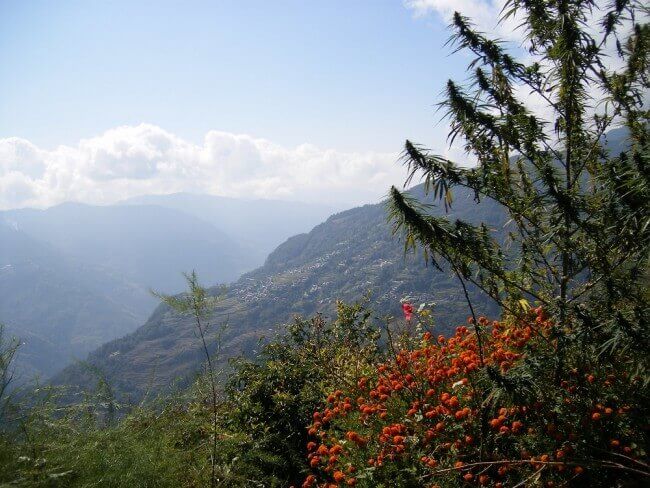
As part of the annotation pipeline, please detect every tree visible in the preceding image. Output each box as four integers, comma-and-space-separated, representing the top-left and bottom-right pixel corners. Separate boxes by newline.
388, 1, 649, 389
302, 2, 649, 486
155, 272, 227, 488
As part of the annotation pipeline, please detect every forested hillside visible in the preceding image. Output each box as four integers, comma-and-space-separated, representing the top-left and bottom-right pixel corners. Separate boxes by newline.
1, 197, 334, 381
54, 184, 504, 400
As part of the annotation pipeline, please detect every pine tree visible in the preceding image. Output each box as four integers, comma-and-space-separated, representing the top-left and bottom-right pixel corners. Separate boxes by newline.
389, 0, 649, 379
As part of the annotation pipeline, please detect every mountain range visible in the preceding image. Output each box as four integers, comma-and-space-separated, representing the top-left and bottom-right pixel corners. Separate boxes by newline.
53, 184, 505, 401
0, 196, 332, 381
5, 128, 629, 389
120, 193, 336, 262
0, 221, 153, 381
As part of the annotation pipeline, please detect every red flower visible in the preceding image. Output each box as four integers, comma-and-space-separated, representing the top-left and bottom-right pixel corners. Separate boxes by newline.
401, 302, 414, 321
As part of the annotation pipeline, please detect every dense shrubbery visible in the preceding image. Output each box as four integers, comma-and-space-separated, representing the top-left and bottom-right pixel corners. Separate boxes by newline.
0, 302, 383, 487
0, 301, 647, 487
221, 301, 381, 486
302, 307, 648, 487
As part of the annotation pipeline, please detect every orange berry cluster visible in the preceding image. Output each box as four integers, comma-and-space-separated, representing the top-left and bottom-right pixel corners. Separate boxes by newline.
302, 308, 641, 487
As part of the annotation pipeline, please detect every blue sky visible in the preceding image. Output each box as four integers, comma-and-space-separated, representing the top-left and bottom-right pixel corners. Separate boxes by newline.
0, 1, 510, 209
0, 0, 466, 151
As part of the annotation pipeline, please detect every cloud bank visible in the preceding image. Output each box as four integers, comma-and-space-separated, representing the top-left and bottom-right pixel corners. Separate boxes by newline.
0, 124, 412, 210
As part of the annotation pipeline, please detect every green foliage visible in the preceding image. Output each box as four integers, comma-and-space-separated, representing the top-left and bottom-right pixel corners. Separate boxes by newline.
155, 271, 229, 488
391, 0, 649, 344
0, 384, 296, 487
222, 301, 382, 486
389, 0, 649, 396
0, 302, 384, 487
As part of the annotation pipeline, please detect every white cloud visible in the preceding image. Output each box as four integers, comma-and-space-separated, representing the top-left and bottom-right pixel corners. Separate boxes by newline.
404, 0, 523, 42
0, 124, 409, 210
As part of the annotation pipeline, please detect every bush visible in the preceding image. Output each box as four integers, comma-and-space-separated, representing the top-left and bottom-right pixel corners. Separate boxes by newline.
302, 307, 648, 487
0, 301, 383, 488
223, 301, 382, 486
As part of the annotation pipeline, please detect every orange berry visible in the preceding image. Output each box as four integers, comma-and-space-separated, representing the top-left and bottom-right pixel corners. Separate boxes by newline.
333, 471, 345, 482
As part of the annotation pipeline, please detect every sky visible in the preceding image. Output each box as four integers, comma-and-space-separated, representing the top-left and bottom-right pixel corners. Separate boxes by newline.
0, 1, 569, 209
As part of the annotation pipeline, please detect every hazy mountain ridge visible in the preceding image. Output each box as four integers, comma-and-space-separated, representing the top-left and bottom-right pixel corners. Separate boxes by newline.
54, 184, 505, 400
0, 221, 155, 380
120, 193, 337, 262
1, 202, 252, 294
0, 196, 332, 382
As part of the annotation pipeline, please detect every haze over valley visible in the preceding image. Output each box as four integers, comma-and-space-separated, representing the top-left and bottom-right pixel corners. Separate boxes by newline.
0, 194, 334, 381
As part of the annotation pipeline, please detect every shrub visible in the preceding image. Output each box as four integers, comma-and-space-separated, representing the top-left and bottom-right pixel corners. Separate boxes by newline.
223, 301, 382, 486
303, 307, 648, 487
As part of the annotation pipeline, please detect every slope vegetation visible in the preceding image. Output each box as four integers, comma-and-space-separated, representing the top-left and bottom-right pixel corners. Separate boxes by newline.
55, 185, 505, 400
